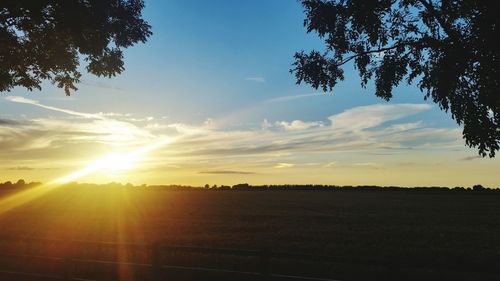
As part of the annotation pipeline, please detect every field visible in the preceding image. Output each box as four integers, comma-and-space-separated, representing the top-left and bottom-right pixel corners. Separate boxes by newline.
0, 186, 499, 280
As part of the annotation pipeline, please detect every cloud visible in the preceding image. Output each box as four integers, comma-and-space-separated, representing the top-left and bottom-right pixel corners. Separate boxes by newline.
6, 96, 104, 119
157, 103, 459, 162
386, 121, 423, 132
245, 77, 265, 83
323, 162, 337, 168
1, 97, 156, 154
7, 166, 34, 171
274, 120, 323, 131
267, 93, 323, 103
328, 103, 432, 130
81, 79, 123, 91
351, 162, 382, 169
274, 163, 295, 168
96, 112, 131, 117
261, 119, 273, 130
0, 119, 20, 126
266, 104, 428, 132
1, 101, 465, 180
460, 155, 483, 161
199, 170, 256, 175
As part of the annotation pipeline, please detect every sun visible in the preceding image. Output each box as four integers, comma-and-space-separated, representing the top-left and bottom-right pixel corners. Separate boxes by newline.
90, 153, 138, 173
0, 138, 172, 215
51, 152, 140, 184
51, 137, 172, 184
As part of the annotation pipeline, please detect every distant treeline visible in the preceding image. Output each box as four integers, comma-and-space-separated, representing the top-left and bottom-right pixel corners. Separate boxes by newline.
0, 179, 41, 189
228, 183, 499, 192
1, 180, 498, 192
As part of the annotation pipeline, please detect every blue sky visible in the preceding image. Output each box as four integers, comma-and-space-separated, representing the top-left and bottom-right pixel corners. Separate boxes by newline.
4, 0, 443, 122
1, 0, 499, 187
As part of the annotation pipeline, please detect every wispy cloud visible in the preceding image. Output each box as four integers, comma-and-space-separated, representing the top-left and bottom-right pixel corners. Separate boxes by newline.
351, 162, 382, 169
323, 162, 337, 168
0, 118, 20, 126
460, 155, 483, 161
322, 161, 382, 169
386, 121, 423, 132
160, 104, 460, 169
2, 103, 450, 159
274, 163, 295, 169
2, 96, 156, 153
6, 96, 104, 119
81, 79, 123, 91
7, 166, 34, 171
199, 170, 256, 175
267, 93, 323, 103
328, 103, 432, 131
274, 120, 323, 131
398, 162, 417, 166
1, 101, 467, 183
245, 77, 266, 83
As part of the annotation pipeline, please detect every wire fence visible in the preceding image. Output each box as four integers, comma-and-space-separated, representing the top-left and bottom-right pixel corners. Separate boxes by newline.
0, 238, 342, 281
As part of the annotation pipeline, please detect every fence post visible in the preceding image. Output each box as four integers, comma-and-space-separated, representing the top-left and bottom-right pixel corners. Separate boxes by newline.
259, 248, 270, 280
151, 242, 161, 281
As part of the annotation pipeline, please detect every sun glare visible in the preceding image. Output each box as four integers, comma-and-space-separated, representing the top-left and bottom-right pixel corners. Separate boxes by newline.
51, 137, 172, 184
50, 152, 138, 184
89, 153, 138, 173
0, 138, 172, 216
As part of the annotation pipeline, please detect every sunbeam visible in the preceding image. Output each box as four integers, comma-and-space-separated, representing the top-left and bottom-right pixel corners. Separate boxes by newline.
0, 138, 172, 216
51, 138, 172, 185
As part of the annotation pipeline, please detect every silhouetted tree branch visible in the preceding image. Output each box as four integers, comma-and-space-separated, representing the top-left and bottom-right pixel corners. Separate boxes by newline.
0, 0, 152, 95
292, 0, 500, 157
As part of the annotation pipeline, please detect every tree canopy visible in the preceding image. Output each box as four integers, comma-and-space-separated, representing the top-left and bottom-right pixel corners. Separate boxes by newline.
0, 0, 151, 95
291, 0, 500, 157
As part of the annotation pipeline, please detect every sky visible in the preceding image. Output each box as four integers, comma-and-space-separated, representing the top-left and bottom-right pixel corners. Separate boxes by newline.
1, 0, 499, 187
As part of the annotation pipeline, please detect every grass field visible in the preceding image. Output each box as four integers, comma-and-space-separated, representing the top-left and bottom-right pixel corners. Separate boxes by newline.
0, 186, 499, 280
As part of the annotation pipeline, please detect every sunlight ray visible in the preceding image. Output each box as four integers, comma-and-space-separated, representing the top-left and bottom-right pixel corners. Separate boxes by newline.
51, 138, 172, 185
0, 138, 172, 216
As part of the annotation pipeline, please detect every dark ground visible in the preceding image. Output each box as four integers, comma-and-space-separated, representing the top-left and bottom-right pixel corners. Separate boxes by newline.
0, 187, 499, 280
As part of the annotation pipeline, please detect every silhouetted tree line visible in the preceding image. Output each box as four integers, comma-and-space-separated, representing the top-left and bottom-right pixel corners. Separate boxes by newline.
227, 183, 498, 193
1, 180, 498, 193
0, 179, 41, 189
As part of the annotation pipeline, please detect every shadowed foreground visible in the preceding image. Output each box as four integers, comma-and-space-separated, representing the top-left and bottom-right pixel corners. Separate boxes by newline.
0, 186, 499, 280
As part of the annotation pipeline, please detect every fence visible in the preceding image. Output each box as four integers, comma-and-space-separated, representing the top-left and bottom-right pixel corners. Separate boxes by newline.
0, 238, 341, 281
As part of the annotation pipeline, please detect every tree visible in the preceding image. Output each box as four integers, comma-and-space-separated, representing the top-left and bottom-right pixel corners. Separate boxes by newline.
291, 0, 500, 157
472, 184, 485, 191
15, 179, 26, 186
0, 0, 151, 95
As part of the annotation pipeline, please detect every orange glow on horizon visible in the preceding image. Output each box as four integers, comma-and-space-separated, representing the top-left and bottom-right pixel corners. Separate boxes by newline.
0, 137, 172, 216
51, 137, 172, 184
